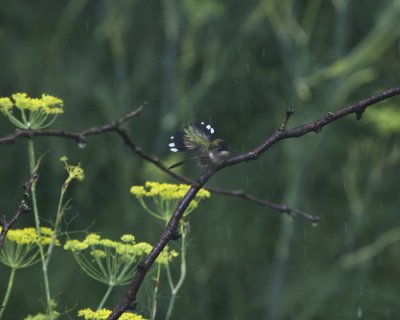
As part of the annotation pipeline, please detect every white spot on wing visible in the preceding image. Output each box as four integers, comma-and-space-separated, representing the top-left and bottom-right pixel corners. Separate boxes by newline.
205, 124, 214, 134
201, 122, 205, 124
169, 143, 175, 147
170, 136, 174, 139
170, 148, 178, 152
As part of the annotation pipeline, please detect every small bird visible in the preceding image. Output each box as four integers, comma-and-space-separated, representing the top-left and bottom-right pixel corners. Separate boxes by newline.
168, 122, 230, 169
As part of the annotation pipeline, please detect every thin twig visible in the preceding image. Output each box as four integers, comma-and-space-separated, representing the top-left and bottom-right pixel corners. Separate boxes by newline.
279, 107, 295, 131
0, 168, 39, 249
0, 104, 145, 145
209, 187, 318, 222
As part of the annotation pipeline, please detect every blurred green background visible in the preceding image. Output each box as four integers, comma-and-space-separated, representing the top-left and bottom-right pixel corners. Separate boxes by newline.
1, 0, 400, 319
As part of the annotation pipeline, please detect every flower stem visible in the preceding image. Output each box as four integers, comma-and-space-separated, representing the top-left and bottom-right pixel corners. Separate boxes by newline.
165, 227, 187, 320
27, 140, 54, 319
97, 285, 114, 310
44, 188, 65, 269
0, 267, 16, 319
150, 264, 161, 320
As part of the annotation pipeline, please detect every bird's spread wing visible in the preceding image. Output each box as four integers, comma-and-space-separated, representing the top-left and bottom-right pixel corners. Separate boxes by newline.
169, 122, 214, 152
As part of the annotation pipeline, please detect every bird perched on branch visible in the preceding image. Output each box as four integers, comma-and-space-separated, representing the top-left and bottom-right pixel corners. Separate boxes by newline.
168, 122, 230, 169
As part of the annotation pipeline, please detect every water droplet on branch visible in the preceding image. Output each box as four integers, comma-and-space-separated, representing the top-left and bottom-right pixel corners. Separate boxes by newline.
77, 137, 87, 149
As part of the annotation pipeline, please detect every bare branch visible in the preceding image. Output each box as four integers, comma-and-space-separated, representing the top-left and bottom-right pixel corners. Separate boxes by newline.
107, 87, 400, 319
209, 186, 319, 222
0, 168, 39, 249
0, 101, 319, 221
223, 87, 400, 167
0, 104, 145, 146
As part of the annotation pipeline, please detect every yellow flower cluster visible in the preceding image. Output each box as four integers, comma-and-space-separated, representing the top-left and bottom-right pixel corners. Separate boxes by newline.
24, 311, 60, 320
0, 92, 64, 129
90, 249, 106, 258
121, 234, 135, 243
60, 156, 85, 185
65, 233, 177, 286
130, 181, 211, 220
1, 227, 59, 269
64, 233, 152, 261
63, 239, 88, 251
130, 181, 210, 200
78, 308, 147, 320
5, 227, 59, 246
0, 93, 64, 114
0, 97, 13, 112
157, 247, 179, 265
64, 233, 177, 266
66, 163, 85, 181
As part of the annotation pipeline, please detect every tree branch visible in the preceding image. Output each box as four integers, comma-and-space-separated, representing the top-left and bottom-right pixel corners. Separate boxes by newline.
0, 102, 320, 222
0, 104, 145, 146
0, 168, 39, 249
209, 186, 318, 222
107, 86, 400, 319
223, 87, 400, 167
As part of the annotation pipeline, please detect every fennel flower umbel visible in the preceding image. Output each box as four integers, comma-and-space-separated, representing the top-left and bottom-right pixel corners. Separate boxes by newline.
0, 227, 59, 269
130, 181, 210, 221
64, 233, 177, 286
77, 308, 147, 320
0, 92, 63, 129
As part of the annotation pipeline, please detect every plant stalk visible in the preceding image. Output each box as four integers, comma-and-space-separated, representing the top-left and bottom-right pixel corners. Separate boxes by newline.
28, 140, 54, 319
0, 267, 16, 319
